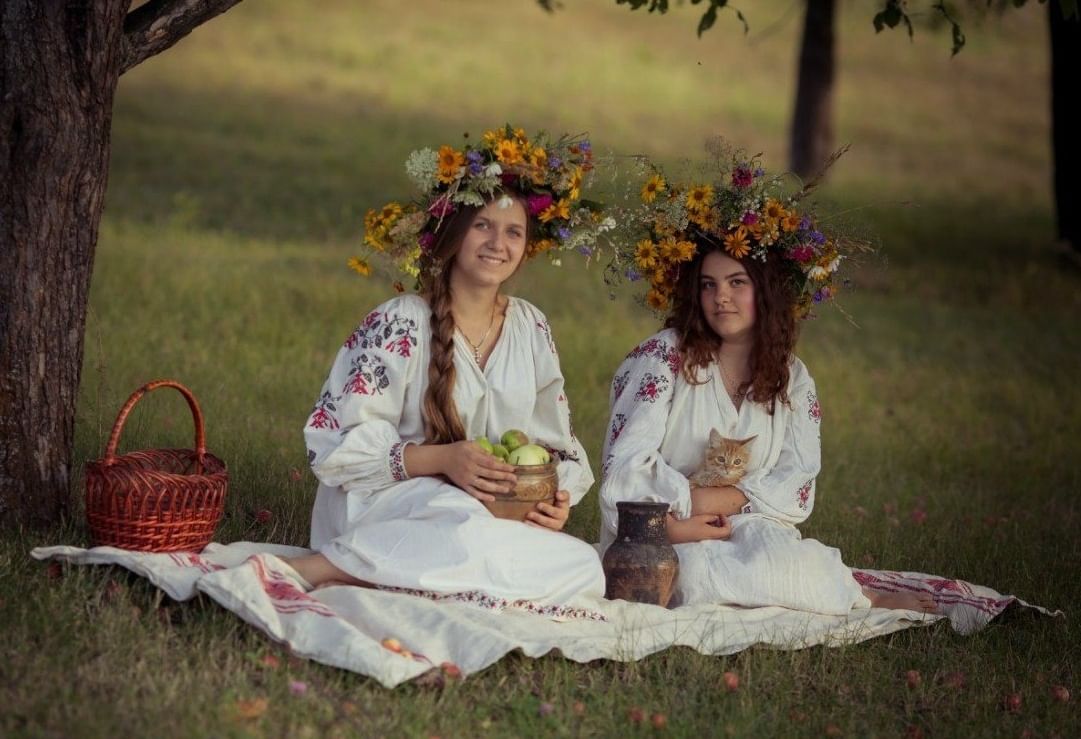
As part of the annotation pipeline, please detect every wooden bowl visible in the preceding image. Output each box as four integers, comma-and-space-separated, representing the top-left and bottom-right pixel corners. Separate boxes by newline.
482, 461, 558, 522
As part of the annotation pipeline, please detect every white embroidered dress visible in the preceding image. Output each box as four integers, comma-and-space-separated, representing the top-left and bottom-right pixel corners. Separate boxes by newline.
304, 294, 604, 615
599, 329, 870, 614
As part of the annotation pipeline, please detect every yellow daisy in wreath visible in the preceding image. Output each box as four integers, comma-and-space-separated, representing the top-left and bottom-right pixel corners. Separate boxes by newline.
673, 239, 696, 262
658, 236, 679, 262
364, 208, 380, 232
724, 226, 751, 259
634, 239, 658, 270
528, 147, 548, 183
641, 174, 666, 203
651, 266, 669, 288
764, 198, 787, 221
347, 257, 372, 277
436, 145, 465, 184
685, 184, 714, 213
646, 288, 669, 311
539, 198, 571, 223
568, 166, 583, 201
379, 202, 403, 223
696, 207, 720, 233
494, 138, 522, 165
782, 212, 802, 233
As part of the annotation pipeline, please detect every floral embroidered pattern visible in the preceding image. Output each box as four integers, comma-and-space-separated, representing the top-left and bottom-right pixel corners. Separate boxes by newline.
377, 585, 608, 622
612, 370, 631, 401
634, 373, 669, 403
601, 452, 615, 479
796, 480, 813, 510
851, 570, 1014, 617
535, 319, 558, 355
307, 391, 340, 430
389, 442, 409, 481
609, 413, 628, 444
343, 352, 390, 396
168, 552, 225, 574
345, 310, 419, 358
251, 556, 335, 618
626, 337, 682, 375
548, 446, 581, 463
807, 390, 821, 423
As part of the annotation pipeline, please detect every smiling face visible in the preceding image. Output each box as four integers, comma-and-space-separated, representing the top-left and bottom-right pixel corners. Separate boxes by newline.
699, 251, 756, 343
451, 196, 528, 289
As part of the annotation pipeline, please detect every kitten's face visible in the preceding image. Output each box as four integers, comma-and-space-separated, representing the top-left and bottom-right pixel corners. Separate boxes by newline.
705, 430, 756, 475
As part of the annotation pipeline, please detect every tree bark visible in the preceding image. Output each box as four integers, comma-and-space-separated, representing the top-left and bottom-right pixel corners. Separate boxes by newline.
789, 0, 837, 179
1049, 1, 1080, 254
0, 1, 128, 527
0, 0, 244, 528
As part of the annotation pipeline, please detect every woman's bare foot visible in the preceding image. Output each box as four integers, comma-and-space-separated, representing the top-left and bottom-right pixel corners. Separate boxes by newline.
864, 588, 938, 613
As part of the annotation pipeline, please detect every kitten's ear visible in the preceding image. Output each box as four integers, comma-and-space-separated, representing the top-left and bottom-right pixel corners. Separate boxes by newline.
736, 435, 758, 446
709, 428, 723, 446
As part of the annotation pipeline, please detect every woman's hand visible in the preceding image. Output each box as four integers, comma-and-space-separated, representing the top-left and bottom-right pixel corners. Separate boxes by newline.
441, 440, 517, 502
665, 512, 732, 544
689, 485, 748, 517
407, 441, 516, 502
525, 490, 571, 531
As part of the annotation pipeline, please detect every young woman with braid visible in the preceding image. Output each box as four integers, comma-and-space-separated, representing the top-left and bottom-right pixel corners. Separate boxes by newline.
283, 130, 606, 616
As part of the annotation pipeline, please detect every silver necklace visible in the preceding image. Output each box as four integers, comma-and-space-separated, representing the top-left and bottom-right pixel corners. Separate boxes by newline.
718, 354, 746, 405
456, 301, 498, 365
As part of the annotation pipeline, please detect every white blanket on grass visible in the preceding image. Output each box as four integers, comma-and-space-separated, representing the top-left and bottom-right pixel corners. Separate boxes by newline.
30, 543, 1061, 689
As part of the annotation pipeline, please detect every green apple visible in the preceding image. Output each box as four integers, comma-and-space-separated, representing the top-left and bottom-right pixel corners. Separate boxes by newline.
500, 429, 529, 451
491, 443, 511, 462
474, 436, 495, 455
507, 443, 550, 466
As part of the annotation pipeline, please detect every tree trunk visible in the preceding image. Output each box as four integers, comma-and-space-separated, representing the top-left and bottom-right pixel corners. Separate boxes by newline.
789, 0, 837, 179
1049, 1, 1080, 255
0, 1, 128, 527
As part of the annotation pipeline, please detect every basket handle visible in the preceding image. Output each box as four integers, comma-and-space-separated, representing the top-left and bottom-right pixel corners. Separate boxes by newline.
103, 380, 208, 466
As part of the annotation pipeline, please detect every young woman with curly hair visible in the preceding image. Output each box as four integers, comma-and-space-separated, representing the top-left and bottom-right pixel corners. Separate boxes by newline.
599, 241, 937, 614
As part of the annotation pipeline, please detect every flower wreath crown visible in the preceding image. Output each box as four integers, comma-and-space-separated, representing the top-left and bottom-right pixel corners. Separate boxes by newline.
350, 125, 615, 290
608, 144, 861, 318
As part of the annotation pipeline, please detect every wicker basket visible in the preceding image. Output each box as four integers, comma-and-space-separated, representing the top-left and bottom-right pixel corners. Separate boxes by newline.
85, 380, 228, 552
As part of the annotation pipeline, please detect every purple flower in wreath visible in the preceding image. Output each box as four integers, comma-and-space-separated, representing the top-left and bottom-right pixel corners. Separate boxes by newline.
418, 231, 436, 253
626, 267, 642, 282
548, 155, 563, 170
789, 244, 814, 263
732, 166, 754, 189
526, 193, 554, 217
578, 245, 593, 256
741, 211, 759, 226
466, 149, 484, 175
428, 196, 455, 219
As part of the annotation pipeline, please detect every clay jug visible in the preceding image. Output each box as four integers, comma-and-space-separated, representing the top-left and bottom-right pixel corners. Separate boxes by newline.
602, 501, 680, 607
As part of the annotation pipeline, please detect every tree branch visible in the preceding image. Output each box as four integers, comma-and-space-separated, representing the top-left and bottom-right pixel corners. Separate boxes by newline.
120, 0, 244, 75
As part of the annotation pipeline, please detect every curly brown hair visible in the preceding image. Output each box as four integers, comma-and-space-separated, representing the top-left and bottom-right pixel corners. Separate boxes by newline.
417, 192, 533, 444
664, 240, 800, 413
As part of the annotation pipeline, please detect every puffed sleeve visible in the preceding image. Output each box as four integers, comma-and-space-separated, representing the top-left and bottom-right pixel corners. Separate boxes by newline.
734, 367, 822, 525
303, 296, 425, 494
525, 307, 594, 505
598, 331, 692, 542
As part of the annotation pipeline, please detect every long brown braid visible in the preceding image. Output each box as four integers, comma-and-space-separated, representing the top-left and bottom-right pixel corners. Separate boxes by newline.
665, 240, 800, 414
418, 192, 533, 443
